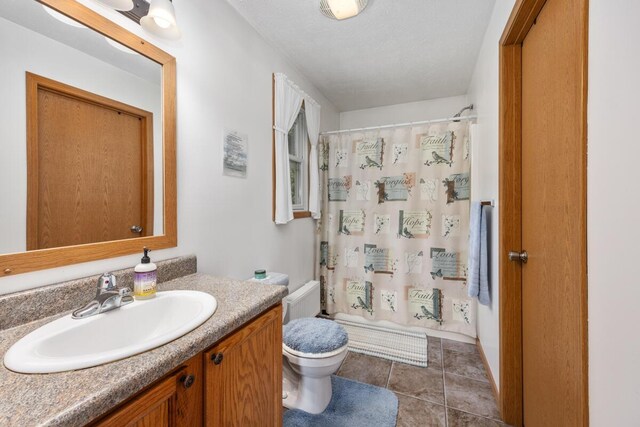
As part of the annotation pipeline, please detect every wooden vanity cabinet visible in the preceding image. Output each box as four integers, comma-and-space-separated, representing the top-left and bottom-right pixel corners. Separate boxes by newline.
203, 304, 282, 427
91, 305, 282, 427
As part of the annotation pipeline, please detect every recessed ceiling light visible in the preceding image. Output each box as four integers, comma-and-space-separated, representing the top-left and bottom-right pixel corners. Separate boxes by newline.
320, 0, 369, 21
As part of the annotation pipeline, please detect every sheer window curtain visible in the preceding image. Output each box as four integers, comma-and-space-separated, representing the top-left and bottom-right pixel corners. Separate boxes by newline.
274, 74, 303, 224
304, 98, 321, 219
274, 74, 322, 224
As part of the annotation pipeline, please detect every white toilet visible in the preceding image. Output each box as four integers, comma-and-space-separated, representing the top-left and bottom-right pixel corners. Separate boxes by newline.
249, 272, 348, 414
282, 317, 349, 414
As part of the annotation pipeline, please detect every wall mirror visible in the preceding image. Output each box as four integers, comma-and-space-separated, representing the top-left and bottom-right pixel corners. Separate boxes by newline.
0, 0, 176, 276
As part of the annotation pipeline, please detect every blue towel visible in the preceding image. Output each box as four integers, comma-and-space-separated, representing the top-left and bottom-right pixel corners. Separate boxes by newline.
468, 202, 490, 305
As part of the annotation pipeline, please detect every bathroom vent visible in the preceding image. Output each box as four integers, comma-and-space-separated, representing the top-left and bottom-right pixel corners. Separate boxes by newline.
118, 0, 150, 24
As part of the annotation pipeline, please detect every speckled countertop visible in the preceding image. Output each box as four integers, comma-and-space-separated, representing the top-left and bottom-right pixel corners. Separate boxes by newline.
0, 273, 287, 426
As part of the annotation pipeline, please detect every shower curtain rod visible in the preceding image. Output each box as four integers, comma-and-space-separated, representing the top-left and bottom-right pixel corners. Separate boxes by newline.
319, 115, 477, 136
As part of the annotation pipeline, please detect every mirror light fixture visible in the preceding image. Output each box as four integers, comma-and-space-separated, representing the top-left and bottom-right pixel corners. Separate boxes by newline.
320, 0, 369, 20
93, 0, 182, 41
93, 0, 134, 12
140, 0, 181, 41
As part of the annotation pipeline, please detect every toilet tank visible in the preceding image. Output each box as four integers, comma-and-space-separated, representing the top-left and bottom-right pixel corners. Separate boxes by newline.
248, 273, 320, 324
285, 280, 321, 324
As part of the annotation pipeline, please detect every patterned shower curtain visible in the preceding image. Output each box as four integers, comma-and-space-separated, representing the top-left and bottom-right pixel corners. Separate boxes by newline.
316, 122, 475, 337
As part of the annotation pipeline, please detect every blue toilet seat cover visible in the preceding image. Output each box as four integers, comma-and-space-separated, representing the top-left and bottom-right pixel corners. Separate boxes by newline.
283, 318, 348, 354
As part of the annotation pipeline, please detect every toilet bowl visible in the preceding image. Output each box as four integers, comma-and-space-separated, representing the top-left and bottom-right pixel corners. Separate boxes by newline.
282, 318, 349, 414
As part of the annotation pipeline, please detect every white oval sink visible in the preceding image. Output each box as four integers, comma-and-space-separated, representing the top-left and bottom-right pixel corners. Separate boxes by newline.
4, 290, 217, 374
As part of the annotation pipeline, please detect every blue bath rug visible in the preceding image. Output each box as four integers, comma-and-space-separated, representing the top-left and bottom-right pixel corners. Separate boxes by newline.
283, 375, 398, 427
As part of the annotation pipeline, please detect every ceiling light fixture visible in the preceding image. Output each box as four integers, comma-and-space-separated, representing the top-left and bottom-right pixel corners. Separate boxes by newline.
320, 0, 368, 21
92, 0, 134, 12
140, 0, 181, 40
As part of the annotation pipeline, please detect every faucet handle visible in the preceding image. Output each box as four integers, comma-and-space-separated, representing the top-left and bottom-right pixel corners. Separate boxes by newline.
97, 272, 117, 294
119, 287, 134, 305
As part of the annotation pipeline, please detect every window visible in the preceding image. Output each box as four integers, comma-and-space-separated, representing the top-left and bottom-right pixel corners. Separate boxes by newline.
288, 108, 308, 212
272, 73, 318, 223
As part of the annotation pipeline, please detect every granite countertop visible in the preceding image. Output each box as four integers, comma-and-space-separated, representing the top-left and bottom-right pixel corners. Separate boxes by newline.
0, 273, 287, 426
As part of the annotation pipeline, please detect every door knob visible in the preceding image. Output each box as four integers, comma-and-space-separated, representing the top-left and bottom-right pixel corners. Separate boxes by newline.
508, 250, 528, 263
130, 225, 143, 233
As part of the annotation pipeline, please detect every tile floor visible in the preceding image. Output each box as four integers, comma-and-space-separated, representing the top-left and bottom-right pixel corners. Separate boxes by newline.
335, 337, 509, 427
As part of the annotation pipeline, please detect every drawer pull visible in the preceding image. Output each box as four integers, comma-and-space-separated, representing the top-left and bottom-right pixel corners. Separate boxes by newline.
211, 353, 224, 365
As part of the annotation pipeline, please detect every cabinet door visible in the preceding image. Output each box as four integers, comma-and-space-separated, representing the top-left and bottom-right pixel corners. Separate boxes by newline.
93, 355, 202, 427
175, 354, 203, 427
204, 305, 282, 427
94, 375, 176, 427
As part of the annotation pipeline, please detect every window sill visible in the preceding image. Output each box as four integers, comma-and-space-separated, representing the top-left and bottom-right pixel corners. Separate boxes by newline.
293, 211, 312, 219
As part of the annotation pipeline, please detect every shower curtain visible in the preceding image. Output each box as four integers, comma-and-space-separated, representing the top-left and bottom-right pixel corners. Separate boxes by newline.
316, 122, 475, 337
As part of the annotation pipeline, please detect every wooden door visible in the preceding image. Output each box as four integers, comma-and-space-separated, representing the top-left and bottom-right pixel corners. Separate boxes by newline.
93, 355, 202, 427
519, 0, 588, 425
27, 73, 153, 250
204, 305, 282, 427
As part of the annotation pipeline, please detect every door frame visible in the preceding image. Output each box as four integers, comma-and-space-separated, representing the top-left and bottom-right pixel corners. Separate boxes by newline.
498, 0, 589, 425
26, 72, 155, 250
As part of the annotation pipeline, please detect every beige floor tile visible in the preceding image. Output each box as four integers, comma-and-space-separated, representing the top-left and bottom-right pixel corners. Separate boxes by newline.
442, 339, 478, 354
447, 408, 506, 426
428, 342, 443, 369
443, 349, 488, 382
388, 362, 445, 404
336, 352, 392, 387
428, 335, 442, 351
445, 373, 501, 420
396, 393, 446, 427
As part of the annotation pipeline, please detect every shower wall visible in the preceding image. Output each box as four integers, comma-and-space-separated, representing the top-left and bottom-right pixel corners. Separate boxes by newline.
339, 95, 470, 130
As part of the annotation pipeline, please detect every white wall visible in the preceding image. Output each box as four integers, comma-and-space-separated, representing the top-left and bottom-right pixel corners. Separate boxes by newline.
0, 0, 340, 295
0, 16, 163, 254
339, 95, 469, 130
466, 0, 515, 389
588, 1, 640, 424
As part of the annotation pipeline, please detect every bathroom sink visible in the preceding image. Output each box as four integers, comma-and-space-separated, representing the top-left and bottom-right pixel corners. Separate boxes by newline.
4, 290, 217, 374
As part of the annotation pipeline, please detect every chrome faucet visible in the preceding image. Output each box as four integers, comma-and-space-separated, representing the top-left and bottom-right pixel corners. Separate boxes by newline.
72, 273, 134, 319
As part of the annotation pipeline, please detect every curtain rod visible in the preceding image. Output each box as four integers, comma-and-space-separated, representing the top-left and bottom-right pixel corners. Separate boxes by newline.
273, 73, 320, 108
319, 115, 477, 136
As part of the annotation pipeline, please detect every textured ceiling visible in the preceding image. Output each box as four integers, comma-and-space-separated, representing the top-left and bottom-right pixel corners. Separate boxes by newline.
227, 0, 496, 111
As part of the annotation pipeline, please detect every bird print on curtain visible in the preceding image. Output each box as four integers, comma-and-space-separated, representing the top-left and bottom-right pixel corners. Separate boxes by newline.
316, 122, 475, 337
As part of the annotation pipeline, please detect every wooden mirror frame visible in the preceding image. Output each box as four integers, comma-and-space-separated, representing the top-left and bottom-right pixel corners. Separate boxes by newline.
0, 0, 177, 277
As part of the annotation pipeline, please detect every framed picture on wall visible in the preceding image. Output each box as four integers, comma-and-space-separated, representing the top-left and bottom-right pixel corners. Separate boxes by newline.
222, 129, 248, 178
